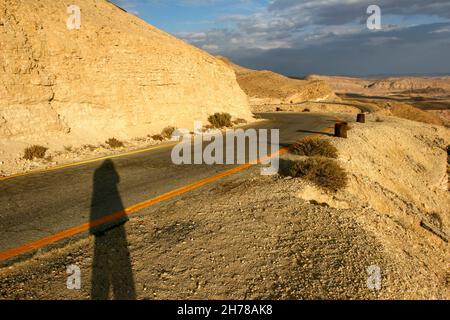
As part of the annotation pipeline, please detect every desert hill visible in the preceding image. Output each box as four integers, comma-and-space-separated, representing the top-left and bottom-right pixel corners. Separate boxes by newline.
369, 77, 450, 92
307, 74, 450, 126
217, 57, 336, 108
0, 0, 251, 158
305, 75, 373, 94
307, 74, 450, 95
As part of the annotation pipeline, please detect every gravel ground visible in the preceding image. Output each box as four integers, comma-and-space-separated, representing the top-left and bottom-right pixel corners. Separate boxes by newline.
1, 166, 447, 299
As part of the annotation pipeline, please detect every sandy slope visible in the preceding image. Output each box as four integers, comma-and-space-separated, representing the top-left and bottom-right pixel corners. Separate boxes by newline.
217, 57, 336, 109
298, 115, 450, 298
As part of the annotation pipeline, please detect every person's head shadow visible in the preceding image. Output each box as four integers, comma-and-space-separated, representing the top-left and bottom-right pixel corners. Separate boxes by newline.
90, 159, 136, 300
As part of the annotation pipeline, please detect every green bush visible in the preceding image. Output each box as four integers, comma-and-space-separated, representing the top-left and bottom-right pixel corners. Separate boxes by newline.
289, 138, 338, 159
208, 112, 233, 128
289, 157, 348, 192
105, 138, 124, 149
23, 145, 48, 160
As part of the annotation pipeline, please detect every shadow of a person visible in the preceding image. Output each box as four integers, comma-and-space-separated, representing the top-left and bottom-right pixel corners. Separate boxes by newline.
90, 159, 136, 300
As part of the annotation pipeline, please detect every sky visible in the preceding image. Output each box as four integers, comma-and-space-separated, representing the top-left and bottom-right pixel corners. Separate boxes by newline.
111, 0, 450, 77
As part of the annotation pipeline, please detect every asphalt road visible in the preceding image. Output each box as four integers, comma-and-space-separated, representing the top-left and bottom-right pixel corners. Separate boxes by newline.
0, 113, 339, 262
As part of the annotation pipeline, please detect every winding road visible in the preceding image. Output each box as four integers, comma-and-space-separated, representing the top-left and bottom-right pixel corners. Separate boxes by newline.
0, 112, 341, 263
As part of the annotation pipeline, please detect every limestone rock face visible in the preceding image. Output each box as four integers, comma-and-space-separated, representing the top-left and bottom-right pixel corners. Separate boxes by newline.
0, 0, 251, 150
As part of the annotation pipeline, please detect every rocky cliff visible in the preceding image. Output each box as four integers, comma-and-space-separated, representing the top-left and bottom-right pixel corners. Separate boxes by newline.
0, 0, 251, 155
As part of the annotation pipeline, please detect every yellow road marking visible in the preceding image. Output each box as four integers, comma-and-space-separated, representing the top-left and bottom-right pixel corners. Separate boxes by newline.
0, 142, 178, 182
0, 120, 339, 262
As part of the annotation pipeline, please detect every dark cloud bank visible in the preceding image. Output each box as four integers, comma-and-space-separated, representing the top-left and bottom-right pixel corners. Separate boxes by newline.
178, 0, 450, 77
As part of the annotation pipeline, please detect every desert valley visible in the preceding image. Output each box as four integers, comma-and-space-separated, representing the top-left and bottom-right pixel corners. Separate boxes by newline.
0, 0, 449, 301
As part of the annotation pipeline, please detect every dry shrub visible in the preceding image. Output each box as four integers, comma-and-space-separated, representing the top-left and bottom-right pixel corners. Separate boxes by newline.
303, 108, 311, 112
289, 138, 338, 159
151, 134, 165, 141
208, 112, 232, 128
23, 145, 48, 160
289, 157, 348, 192
105, 138, 124, 149
161, 126, 176, 139
429, 212, 443, 229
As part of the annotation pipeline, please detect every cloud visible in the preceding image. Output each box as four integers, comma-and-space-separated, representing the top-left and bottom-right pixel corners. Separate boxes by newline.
174, 0, 450, 75
201, 44, 219, 51
223, 22, 450, 76
268, 0, 450, 25
112, 0, 450, 76
111, 0, 140, 15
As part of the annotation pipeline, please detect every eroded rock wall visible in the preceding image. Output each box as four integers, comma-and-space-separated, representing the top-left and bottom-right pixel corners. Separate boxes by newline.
0, 0, 251, 152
